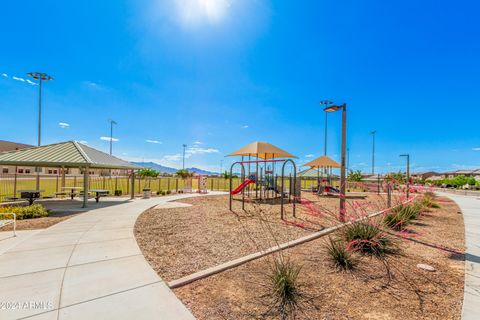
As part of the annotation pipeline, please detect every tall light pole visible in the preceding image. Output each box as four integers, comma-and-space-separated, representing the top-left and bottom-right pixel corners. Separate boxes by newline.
319, 101, 333, 156
400, 154, 410, 199
371, 131, 376, 175
324, 103, 347, 222
182, 144, 187, 170
347, 147, 350, 172
27, 72, 53, 190
109, 120, 117, 155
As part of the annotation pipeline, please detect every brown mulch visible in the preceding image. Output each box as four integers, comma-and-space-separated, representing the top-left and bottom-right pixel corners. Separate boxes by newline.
171, 196, 465, 319
134, 194, 389, 282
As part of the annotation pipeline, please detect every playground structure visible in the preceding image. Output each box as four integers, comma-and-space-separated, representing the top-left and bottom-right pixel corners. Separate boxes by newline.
304, 155, 342, 196
226, 141, 299, 219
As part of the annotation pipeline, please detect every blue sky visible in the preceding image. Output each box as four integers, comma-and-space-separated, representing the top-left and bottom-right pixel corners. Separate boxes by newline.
1, 0, 479, 173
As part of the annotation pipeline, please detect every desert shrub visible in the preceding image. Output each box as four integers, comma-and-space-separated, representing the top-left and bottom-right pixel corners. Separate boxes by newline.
0, 204, 49, 220
166, 190, 172, 195
266, 256, 304, 320
421, 194, 440, 208
383, 213, 409, 231
325, 237, 356, 271
344, 222, 397, 256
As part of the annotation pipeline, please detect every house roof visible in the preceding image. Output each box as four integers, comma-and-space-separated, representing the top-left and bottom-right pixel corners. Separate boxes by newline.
298, 168, 322, 178
0, 141, 140, 169
304, 155, 341, 168
226, 141, 297, 159
0, 140, 33, 153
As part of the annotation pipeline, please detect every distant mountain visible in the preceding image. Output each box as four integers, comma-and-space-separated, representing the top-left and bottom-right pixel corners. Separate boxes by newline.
131, 162, 177, 174
132, 162, 219, 175
187, 167, 219, 175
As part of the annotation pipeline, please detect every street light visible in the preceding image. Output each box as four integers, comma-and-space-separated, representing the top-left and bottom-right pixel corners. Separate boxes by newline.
109, 119, 117, 155
319, 100, 333, 156
182, 144, 187, 170
324, 103, 347, 222
371, 131, 376, 175
27, 72, 53, 190
400, 154, 410, 199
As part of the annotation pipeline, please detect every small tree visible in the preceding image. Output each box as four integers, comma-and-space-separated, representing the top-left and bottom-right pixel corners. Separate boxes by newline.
136, 168, 159, 188
137, 168, 159, 178
176, 169, 192, 179
347, 170, 363, 182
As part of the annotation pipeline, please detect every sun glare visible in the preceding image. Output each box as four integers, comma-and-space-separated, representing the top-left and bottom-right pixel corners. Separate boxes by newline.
175, 0, 231, 26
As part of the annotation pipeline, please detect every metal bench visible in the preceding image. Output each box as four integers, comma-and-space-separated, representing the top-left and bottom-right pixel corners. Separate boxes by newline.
0, 212, 16, 237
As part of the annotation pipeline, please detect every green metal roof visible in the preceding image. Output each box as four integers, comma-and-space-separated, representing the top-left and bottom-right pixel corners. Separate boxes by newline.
298, 168, 322, 178
0, 141, 140, 169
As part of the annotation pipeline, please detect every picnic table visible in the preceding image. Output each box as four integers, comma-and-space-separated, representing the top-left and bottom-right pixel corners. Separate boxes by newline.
61, 187, 83, 200
89, 189, 110, 203
17, 189, 44, 205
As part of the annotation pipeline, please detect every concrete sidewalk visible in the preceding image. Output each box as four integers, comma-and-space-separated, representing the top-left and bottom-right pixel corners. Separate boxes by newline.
0, 192, 224, 320
438, 192, 480, 320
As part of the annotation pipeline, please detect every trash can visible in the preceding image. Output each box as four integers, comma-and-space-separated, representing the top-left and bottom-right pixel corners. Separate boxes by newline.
142, 188, 151, 199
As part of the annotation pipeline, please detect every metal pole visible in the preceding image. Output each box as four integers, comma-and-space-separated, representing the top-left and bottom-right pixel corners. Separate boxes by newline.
182, 144, 187, 170
131, 171, 135, 199
35, 79, 43, 190
387, 183, 392, 208
110, 121, 113, 155
339, 104, 347, 222
406, 155, 410, 199
371, 131, 376, 175
324, 111, 328, 156
82, 167, 89, 208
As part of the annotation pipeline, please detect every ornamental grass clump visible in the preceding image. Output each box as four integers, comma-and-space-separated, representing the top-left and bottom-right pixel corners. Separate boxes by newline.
344, 221, 397, 257
421, 193, 440, 209
266, 256, 304, 320
325, 237, 356, 271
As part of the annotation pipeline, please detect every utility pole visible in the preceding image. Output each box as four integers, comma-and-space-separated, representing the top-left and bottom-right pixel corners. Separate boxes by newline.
27, 72, 53, 190
109, 120, 117, 155
182, 144, 187, 170
400, 154, 410, 199
371, 131, 376, 175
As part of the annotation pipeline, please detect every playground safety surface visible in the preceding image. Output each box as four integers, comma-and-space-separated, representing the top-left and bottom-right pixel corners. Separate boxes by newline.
135, 194, 465, 319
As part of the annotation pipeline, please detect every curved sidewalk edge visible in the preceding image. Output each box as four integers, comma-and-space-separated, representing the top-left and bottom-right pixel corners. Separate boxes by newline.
0, 192, 225, 320
437, 192, 480, 320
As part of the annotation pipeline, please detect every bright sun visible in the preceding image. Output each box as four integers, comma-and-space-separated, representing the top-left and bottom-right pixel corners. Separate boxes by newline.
175, 0, 231, 26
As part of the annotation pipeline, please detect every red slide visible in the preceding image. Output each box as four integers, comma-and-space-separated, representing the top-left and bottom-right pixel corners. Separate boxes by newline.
231, 179, 255, 195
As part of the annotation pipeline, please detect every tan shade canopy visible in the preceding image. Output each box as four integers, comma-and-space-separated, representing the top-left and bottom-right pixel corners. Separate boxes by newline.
304, 155, 341, 168
226, 141, 297, 159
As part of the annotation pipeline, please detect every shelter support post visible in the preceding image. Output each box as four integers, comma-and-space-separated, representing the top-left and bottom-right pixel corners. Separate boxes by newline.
82, 167, 89, 208
131, 170, 135, 200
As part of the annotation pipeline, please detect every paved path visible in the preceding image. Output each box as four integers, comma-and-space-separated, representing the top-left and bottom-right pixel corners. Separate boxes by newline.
437, 192, 480, 320
0, 193, 224, 320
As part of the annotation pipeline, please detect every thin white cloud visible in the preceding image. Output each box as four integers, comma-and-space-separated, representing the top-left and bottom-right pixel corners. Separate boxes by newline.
305, 154, 314, 158
241, 125, 249, 129
12, 76, 25, 82
163, 154, 184, 161
1, 73, 7, 78
77, 140, 88, 144
26, 79, 37, 86
100, 136, 119, 142
146, 139, 162, 144
58, 122, 70, 129
193, 141, 203, 145
186, 147, 219, 155
472, 147, 480, 151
